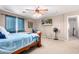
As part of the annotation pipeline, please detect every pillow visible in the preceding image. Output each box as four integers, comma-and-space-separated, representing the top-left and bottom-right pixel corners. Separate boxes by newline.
0, 26, 10, 38
32, 28, 38, 33
0, 32, 6, 39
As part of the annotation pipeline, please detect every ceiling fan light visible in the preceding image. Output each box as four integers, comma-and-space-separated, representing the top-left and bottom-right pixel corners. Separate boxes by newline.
33, 13, 42, 18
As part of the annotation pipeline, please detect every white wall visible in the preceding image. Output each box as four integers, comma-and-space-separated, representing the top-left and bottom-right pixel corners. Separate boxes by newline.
35, 15, 66, 40
52, 15, 65, 40
35, 11, 79, 40
0, 14, 5, 27
24, 19, 37, 33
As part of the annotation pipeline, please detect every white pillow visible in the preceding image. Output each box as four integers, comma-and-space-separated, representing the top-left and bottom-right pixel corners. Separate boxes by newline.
0, 26, 10, 38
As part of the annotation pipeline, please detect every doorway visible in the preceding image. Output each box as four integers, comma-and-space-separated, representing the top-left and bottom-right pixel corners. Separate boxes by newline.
68, 16, 78, 40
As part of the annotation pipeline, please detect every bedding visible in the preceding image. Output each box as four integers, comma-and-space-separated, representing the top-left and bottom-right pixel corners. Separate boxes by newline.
0, 26, 10, 39
0, 33, 39, 54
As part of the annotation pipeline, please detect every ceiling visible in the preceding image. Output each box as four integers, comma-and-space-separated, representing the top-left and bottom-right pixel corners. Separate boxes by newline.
0, 5, 79, 19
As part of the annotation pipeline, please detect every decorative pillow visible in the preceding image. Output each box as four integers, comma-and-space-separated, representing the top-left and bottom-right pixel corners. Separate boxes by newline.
0, 32, 6, 39
0, 26, 10, 38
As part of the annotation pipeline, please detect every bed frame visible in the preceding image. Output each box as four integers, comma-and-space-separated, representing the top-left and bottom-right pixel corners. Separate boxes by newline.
12, 31, 42, 54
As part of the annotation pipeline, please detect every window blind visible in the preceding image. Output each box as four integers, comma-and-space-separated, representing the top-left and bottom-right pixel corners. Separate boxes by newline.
5, 15, 16, 33
18, 18, 24, 32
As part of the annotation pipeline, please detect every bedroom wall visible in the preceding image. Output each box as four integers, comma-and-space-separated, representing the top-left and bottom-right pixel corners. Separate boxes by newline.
0, 14, 5, 27
35, 19, 53, 39
35, 15, 65, 40
24, 19, 37, 33
35, 11, 79, 40
52, 15, 65, 40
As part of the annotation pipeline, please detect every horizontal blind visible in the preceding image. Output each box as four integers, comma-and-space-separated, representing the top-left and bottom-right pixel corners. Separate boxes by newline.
5, 15, 16, 33
18, 18, 24, 32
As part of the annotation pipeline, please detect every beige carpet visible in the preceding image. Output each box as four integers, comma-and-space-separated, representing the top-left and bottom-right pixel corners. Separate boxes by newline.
22, 38, 79, 54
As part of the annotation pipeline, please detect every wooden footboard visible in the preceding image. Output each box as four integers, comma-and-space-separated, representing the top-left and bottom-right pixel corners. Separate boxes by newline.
12, 31, 42, 54
37, 31, 42, 47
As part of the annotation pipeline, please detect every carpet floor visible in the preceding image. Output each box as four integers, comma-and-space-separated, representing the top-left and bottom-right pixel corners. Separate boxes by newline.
21, 38, 79, 54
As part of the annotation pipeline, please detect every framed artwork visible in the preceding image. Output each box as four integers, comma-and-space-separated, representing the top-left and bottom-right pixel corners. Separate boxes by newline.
28, 21, 33, 28
41, 18, 52, 25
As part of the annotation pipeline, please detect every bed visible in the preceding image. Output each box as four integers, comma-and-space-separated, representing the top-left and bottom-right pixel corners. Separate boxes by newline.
0, 27, 41, 54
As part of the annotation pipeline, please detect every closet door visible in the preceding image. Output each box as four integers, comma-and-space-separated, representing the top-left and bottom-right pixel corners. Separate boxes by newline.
5, 15, 16, 33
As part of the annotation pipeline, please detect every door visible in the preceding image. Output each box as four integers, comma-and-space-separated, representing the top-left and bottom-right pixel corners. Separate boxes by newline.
68, 17, 78, 38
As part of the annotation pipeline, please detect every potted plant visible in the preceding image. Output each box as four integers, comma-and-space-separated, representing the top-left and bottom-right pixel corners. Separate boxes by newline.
53, 28, 58, 40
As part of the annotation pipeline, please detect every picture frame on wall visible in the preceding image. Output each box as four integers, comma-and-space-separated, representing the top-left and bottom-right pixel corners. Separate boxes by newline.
41, 18, 52, 25
28, 21, 33, 28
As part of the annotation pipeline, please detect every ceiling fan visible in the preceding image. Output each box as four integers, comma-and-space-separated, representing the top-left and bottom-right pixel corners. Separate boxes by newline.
23, 6, 48, 15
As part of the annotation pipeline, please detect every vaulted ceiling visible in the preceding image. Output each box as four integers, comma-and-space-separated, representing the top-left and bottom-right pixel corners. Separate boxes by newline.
0, 5, 79, 19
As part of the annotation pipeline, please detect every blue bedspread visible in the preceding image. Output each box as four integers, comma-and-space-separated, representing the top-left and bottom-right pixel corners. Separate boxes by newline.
0, 33, 39, 54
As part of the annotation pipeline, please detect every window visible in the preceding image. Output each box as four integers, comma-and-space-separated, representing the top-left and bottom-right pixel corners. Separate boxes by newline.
18, 18, 24, 32
5, 15, 16, 33
5, 15, 25, 33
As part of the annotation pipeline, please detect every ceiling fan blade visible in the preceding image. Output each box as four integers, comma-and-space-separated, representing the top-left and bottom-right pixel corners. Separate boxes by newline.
25, 9, 34, 11
40, 9, 48, 11
38, 8, 48, 11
